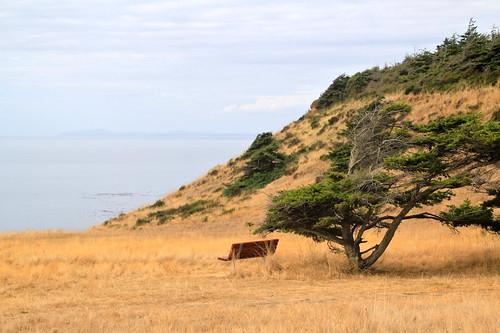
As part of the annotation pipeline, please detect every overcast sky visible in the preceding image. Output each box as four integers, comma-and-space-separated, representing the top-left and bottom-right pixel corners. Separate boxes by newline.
1, 0, 498, 136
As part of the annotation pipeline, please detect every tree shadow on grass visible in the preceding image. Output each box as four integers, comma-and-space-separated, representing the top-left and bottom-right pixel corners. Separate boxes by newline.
367, 250, 500, 278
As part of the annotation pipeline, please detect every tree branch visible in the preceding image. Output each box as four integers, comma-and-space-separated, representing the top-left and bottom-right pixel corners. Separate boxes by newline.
360, 244, 378, 255
402, 212, 445, 221
296, 228, 345, 246
361, 191, 421, 268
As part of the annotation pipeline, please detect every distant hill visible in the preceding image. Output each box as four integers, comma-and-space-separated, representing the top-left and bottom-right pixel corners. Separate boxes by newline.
59, 130, 256, 140
100, 22, 500, 231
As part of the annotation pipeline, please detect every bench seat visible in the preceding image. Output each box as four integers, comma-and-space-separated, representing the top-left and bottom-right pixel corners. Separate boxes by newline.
218, 239, 279, 261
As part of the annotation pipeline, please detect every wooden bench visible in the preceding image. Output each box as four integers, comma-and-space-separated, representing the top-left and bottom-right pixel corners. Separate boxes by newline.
218, 239, 279, 261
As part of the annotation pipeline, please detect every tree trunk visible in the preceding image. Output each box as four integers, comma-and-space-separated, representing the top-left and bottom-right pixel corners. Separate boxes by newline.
344, 244, 363, 271
361, 198, 419, 269
341, 222, 364, 271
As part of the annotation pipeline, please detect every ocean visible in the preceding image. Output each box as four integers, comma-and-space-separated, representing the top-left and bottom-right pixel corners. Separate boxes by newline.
0, 138, 251, 232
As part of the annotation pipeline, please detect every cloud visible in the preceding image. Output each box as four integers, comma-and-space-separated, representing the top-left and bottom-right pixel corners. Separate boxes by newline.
1, 0, 499, 136
223, 89, 318, 113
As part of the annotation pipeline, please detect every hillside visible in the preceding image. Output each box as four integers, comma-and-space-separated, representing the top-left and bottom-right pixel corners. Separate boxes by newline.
100, 24, 500, 232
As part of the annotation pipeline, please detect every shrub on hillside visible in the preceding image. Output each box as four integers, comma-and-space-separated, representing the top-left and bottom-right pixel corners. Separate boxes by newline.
223, 132, 292, 197
149, 199, 165, 208
144, 200, 220, 225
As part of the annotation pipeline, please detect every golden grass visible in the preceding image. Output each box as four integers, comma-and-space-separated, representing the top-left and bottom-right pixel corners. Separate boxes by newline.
1, 221, 499, 332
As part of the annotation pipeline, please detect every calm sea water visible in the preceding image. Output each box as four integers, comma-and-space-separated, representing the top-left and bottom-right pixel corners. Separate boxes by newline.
0, 138, 251, 232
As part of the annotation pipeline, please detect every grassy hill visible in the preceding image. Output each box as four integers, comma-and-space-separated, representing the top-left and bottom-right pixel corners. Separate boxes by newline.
100, 23, 499, 232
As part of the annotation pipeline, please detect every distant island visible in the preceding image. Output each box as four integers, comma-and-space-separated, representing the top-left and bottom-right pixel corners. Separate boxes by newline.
58, 129, 256, 140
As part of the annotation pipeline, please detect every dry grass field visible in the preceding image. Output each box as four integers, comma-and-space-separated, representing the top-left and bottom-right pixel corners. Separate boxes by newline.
1, 221, 499, 332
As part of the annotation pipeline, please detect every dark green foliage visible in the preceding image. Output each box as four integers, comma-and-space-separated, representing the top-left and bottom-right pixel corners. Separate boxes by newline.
221, 207, 236, 215
404, 85, 422, 95
293, 141, 325, 157
224, 133, 292, 197
223, 166, 287, 197
345, 68, 378, 97
294, 144, 308, 156
328, 116, 340, 125
135, 217, 152, 226
322, 144, 351, 172
318, 124, 328, 135
286, 137, 301, 147
310, 141, 326, 150
385, 151, 444, 174
103, 213, 126, 226
283, 132, 294, 141
149, 199, 165, 208
283, 132, 301, 147
440, 200, 498, 232
315, 74, 349, 109
242, 132, 274, 158
310, 116, 320, 129
148, 209, 175, 224
257, 100, 500, 270
483, 188, 500, 208
148, 200, 219, 224
410, 112, 500, 163
316, 21, 500, 109
318, 116, 341, 135
261, 181, 344, 241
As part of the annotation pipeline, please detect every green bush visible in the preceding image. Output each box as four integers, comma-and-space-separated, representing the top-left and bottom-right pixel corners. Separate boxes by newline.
242, 132, 275, 158
148, 200, 219, 224
315, 74, 349, 109
135, 217, 152, 226
404, 85, 422, 95
286, 137, 301, 147
328, 116, 340, 125
310, 116, 320, 129
149, 199, 165, 208
283, 132, 294, 140
221, 207, 236, 215
223, 133, 292, 197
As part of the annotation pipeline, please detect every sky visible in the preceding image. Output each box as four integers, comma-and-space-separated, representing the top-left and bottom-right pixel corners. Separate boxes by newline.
1, 0, 499, 137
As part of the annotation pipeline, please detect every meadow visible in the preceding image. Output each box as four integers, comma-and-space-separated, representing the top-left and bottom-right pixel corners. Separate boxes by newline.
1, 220, 499, 332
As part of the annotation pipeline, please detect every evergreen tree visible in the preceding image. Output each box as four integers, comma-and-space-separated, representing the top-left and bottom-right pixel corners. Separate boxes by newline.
256, 100, 500, 270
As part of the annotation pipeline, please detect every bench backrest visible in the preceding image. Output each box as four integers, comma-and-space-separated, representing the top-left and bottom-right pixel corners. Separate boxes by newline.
229, 239, 279, 260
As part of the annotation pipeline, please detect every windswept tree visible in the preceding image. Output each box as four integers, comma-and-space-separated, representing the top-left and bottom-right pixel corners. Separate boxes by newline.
256, 99, 500, 270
